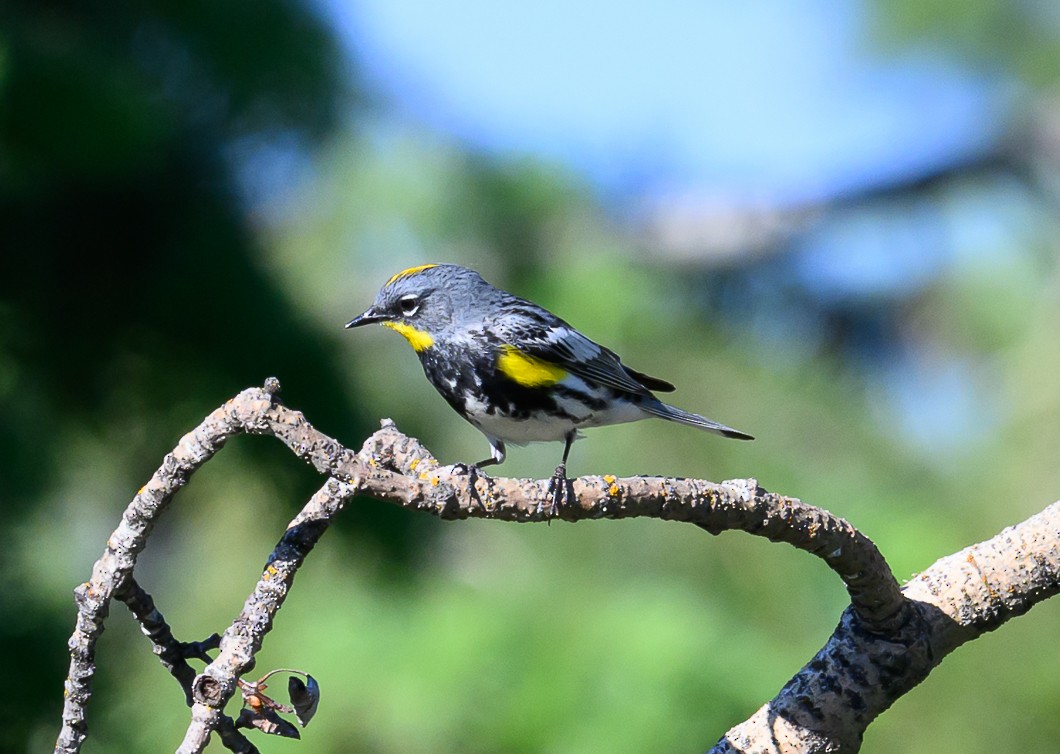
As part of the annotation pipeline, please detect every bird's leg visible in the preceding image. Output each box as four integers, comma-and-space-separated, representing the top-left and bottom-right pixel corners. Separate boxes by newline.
452, 437, 505, 475
452, 440, 505, 513
544, 432, 576, 520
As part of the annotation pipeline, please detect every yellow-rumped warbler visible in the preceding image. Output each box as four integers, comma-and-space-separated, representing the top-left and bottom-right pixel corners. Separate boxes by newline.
346, 264, 752, 500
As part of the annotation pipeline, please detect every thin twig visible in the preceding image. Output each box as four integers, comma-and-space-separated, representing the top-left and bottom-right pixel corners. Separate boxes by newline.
115, 578, 203, 704
115, 579, 253, 752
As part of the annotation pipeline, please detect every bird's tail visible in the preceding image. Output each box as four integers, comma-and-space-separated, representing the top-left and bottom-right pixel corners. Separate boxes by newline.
640, 400, 754, 440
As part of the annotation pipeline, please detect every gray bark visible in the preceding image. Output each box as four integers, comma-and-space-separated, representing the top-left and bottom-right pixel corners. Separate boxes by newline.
54, 381, 1060, 753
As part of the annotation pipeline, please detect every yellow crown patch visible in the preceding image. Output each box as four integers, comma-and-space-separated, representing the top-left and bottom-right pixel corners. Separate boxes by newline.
386, 264, 440, 287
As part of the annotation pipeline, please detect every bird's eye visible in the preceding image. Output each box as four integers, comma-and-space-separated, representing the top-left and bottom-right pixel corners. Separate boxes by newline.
398, 295, 420, 316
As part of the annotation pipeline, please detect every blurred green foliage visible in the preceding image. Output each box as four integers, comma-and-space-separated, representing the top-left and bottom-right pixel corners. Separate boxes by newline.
3, 2, 1059, 753
874, 0, 1060, 85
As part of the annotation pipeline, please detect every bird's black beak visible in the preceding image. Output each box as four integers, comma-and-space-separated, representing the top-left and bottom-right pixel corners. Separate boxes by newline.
345, 306, 387, 329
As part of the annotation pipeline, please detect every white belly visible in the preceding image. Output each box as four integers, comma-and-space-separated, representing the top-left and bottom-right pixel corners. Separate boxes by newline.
464, 398, 647, 444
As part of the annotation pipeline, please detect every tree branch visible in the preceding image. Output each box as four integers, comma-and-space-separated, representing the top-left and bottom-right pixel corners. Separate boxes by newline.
114, 580, 252, 751
56, 382, 282, 754
177, 478, 357, 753
55, 382, 1059, 753
250, 392, 909, 631
711, 501, 1060, 753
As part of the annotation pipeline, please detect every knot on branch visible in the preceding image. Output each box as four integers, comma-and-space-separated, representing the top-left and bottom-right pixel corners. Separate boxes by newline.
359, 419, 440, 475
192, 673, 230, 708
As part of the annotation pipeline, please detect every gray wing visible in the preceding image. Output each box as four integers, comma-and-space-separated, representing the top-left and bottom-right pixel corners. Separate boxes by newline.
492, 308, 674, 396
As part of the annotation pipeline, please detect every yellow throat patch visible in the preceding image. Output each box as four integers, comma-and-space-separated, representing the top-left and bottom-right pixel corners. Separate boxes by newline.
386, 264, 439, 286
497, 345, 566, 387
382, 321, 435, 352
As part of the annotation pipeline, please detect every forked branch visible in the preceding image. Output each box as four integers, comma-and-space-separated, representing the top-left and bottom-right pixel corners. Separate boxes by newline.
56, 381, 1060, 754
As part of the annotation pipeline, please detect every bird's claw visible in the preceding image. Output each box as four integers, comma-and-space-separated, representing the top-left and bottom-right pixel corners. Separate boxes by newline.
541, 464, 570, 522
451, 462, 489, 513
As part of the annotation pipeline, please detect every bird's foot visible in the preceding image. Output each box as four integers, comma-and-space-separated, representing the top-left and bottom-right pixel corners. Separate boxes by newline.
541, 463, 570, 522
451, 462, 489, 513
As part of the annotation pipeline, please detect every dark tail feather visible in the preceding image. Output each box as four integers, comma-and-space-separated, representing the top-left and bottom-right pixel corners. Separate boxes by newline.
640, 400, 754, 440
624, 366, 676, 393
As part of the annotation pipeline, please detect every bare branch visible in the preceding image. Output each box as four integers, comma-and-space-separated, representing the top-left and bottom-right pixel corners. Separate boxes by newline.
114, 580, 251, 751
259, 406, 908, 631
711, 501, 1060, 753
56, 381, 283, 754
177, 478, 357, 753
56, 382, 1058, 753
55, 382, 905, 752
115, 578, 206, 704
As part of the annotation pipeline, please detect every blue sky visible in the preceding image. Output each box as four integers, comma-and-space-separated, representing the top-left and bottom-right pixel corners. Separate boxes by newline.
327, 0, 1000, 204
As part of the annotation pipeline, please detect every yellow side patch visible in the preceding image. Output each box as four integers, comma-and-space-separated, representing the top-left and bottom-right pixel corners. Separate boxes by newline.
387, 263, 439, 286
497, 345, 566, 387
382, 321, 435, 352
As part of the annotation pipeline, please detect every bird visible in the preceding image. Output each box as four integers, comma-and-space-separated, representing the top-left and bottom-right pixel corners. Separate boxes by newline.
345, 263, 752, 508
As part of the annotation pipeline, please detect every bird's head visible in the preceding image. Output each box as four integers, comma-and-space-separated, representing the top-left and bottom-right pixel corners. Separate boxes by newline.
345, 263, 492, 351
